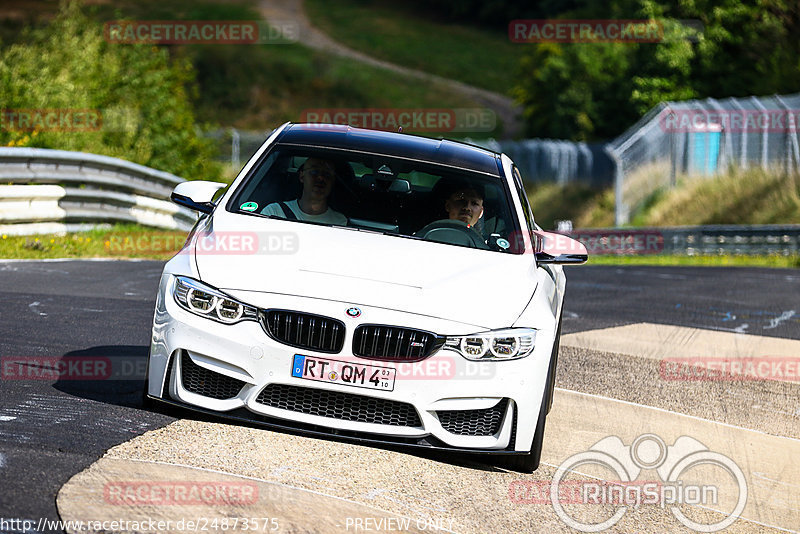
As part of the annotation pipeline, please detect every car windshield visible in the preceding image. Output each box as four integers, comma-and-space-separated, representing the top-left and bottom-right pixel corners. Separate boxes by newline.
228, 146, 522, 254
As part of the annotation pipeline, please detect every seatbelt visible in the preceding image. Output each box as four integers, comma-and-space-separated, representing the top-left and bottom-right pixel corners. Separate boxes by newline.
278, 201, 298, 221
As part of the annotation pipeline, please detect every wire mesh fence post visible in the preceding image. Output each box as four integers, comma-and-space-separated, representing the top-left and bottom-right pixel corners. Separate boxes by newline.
669, 113, 677, 188
231, 128, 240, 169
776, 95, 800, 176
605, 146, 626, 225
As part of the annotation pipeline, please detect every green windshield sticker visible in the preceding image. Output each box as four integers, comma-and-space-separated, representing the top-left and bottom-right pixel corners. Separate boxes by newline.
240, 201, 258, 212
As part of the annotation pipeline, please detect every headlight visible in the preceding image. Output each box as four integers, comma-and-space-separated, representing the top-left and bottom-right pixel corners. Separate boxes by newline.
443, 328, 536, 361
173, 276, 258, 324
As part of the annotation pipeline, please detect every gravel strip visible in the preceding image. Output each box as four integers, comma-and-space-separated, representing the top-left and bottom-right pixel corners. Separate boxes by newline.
101, 418, 774, 533
557, 345, 800, 439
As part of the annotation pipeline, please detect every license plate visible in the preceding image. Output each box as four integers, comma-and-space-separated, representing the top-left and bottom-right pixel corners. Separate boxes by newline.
291, 355, 396, 392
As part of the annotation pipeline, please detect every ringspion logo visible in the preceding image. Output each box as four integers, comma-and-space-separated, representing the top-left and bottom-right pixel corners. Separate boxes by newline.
544, 433, 747, 532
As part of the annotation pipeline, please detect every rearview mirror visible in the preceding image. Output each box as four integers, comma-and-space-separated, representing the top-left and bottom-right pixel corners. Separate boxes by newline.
171, 181, 227, 214
387, 178, 411, 193
534, 231, 588, 265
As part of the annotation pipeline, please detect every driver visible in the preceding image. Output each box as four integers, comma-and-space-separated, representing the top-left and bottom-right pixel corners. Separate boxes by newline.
262, 157, 347, 224
444, 186, 484, 228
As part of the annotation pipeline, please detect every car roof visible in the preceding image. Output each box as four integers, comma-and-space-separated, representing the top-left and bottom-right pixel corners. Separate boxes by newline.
276, 123, 502, 176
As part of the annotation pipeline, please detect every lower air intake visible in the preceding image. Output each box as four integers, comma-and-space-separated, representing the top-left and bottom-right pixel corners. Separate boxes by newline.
180, 352, 247, 400
256, 384, 422, 427
436, 399, 509, 436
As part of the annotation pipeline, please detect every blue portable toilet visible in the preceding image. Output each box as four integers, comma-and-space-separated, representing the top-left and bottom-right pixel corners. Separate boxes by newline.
689, 123, 721, 175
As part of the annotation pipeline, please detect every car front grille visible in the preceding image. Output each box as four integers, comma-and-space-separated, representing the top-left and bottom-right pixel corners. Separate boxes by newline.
436, 399, 509, 436
353, 325, 443, 362
261, 310, 345, 353
256, 384, 422, 427
180, 352, 247, 400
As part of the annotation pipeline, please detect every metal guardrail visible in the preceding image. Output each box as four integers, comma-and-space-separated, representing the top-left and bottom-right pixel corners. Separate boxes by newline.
0, 147, 196, 235
569, 225, 800, 256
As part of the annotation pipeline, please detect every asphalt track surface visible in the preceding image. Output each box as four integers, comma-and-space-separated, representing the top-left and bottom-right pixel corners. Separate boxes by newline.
0, 260, 798, 532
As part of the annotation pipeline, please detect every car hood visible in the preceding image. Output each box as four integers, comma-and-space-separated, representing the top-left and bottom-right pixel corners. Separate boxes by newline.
193, 214, 537, 330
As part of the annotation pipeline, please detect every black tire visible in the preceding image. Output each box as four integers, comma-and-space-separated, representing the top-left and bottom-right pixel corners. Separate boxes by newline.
499, 313, 563, 473
141, 350, 158, 410
546, 314, 563, 414
500, 391, 548, 473
141, 379, 155, 410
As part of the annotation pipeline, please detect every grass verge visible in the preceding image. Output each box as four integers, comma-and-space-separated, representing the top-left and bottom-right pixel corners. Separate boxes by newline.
529, 168, 800, 230
304, 0, 521, 95
1, 225, 798, 268
1, 0, 492, 140
0, 225, 185, 260
588, 254, 800, 268
526, 183, 614, 229
634, 168, 800, 226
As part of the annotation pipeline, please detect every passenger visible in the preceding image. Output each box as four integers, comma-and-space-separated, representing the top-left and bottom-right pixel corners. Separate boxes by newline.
444, 186, 484, 228
262, 157, 347, 224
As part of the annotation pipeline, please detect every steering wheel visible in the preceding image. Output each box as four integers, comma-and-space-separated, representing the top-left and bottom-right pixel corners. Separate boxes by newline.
414, 219, 489, 249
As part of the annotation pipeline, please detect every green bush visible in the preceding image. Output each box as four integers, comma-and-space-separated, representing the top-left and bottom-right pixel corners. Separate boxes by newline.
0, 1, 220, 180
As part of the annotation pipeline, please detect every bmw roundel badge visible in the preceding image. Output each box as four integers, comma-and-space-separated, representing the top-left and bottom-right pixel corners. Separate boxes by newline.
346, 307, 361, 318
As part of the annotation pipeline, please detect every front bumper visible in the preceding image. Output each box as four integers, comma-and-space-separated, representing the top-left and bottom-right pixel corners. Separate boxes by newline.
148, 274, 555, 453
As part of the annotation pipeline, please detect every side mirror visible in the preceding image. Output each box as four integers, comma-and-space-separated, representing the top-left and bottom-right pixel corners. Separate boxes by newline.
534, 231, 588, 265
170, 181, 227, 214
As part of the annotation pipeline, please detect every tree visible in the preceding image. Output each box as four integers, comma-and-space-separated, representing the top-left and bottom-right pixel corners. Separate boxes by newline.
0, 1, 220, 180
512, 0, 799, 141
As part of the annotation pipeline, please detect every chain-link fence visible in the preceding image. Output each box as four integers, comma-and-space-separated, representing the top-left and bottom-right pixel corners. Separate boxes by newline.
608, 92, 800, 225
205, 129, 616, 188
206, 94, 800, 226
204, 128, 272, 170
469, 138, 614, 187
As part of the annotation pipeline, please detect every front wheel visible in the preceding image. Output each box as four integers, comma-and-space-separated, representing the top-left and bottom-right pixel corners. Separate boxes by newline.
499, 394, 548, 473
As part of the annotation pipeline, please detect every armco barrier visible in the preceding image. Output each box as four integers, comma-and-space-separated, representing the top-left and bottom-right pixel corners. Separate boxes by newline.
569, 225, 800, 255
0, 147, 196, 235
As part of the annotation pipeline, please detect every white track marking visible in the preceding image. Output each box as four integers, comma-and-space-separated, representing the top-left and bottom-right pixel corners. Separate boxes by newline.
765, 310, 797, 330
28, 301, 47, 317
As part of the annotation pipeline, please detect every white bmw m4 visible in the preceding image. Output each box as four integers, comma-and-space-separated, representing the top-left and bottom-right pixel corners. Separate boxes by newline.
145, 123, 587, 472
